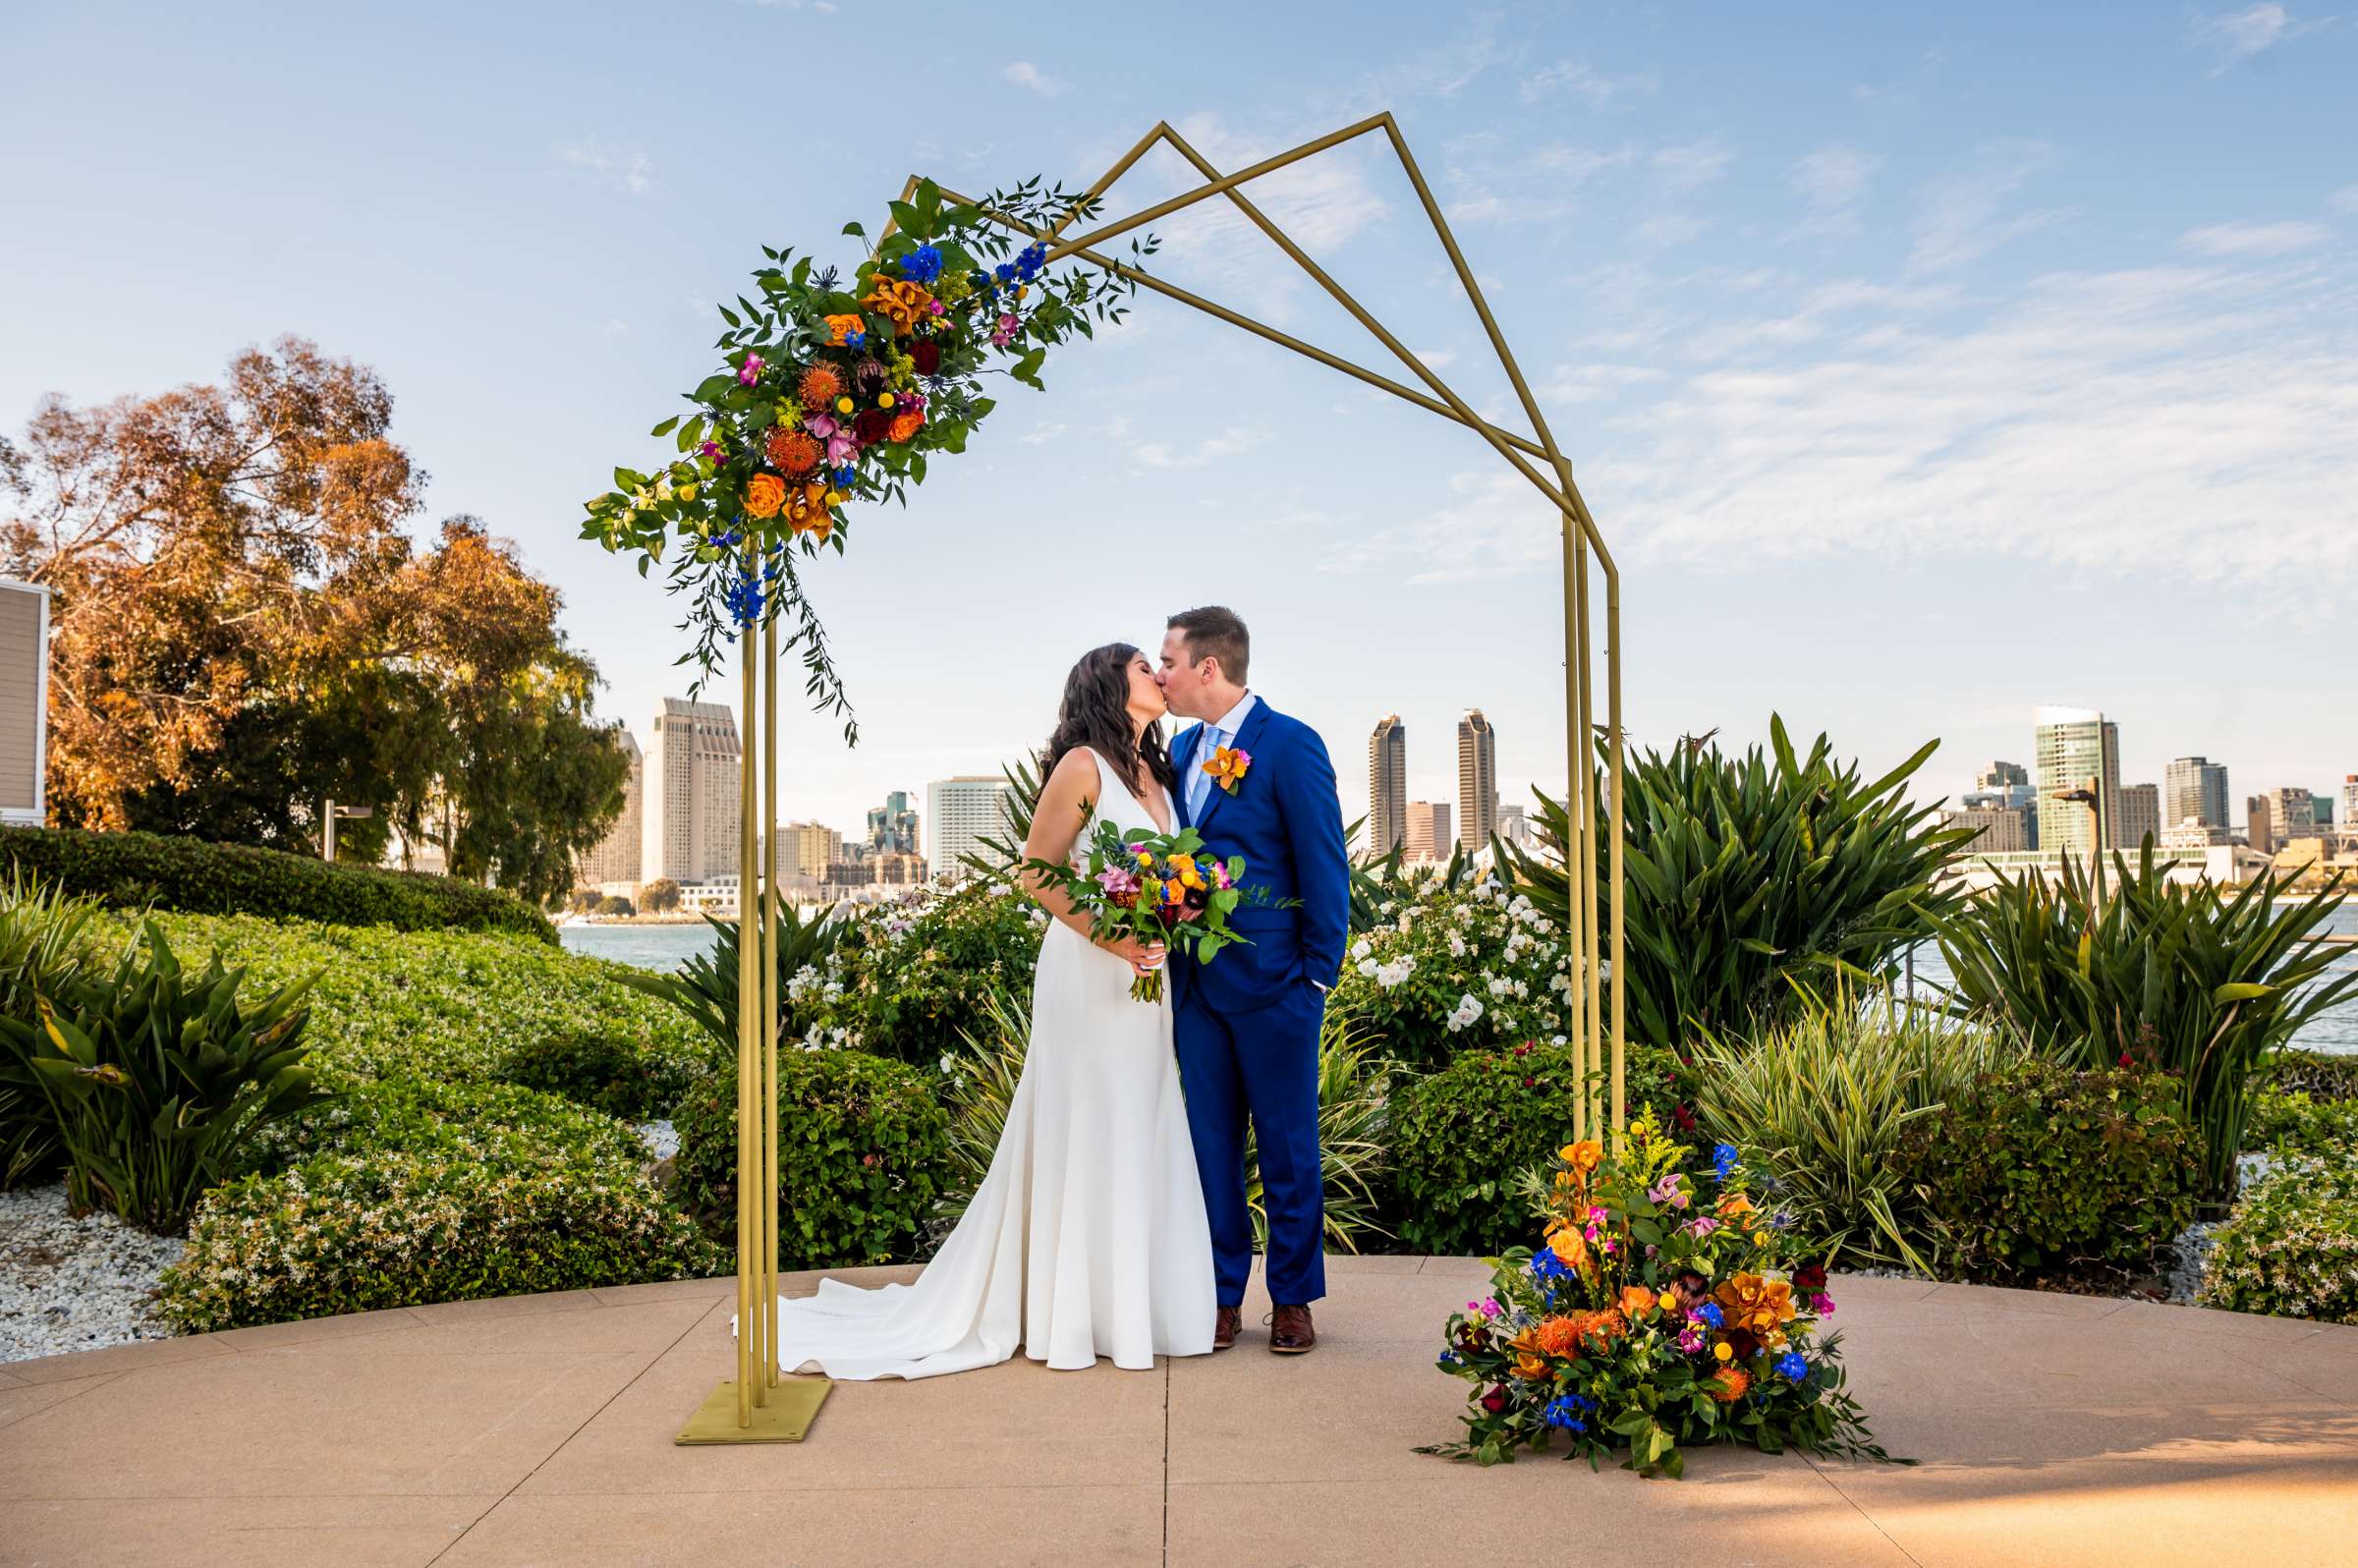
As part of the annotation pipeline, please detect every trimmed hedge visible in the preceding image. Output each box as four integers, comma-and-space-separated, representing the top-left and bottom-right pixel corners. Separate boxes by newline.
1891, 1062, 2204, 1282
0, 826, 555, 944
240, 1078, 650, 1177
674, 1047, 952, 1267
2243, 1087, 2358, 1160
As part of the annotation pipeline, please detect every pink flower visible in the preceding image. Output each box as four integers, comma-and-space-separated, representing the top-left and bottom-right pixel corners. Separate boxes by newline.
990, 312, 1019, 347
824, 434, 856, 465
737, 354, 764, 386
1095, 867, 1140, 897
1211, 862, 1232, 889
1478, 1298, 1501, 1317
1688, 1215, 1720, 1237
1812, 1293, 1836, 1316
699, 440, 723, 462
927, 298, 947, 314
1675, 1327, 1704, 1353
805, 413, 839, 438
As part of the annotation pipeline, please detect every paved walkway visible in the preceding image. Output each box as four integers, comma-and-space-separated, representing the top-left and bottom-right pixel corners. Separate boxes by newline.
2, 1259, 2354, 1567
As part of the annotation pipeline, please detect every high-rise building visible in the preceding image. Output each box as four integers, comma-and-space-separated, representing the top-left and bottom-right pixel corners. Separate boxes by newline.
1368, 715, 1407, 856
926, 776, 1013, 881
1975, 761, 2030, 790
2247, 795, 2275, 855
2164, 756, 2231, 832
1940, 806, 2033, 854
2116, 783, 2161, 852
784, 820, 843, 880
576, 728, 643, 888
642, 699, 741, 885
1499, 803, 1532, 851
1457, 709, 1497, 853
1404, 801, 1452, 863
2270, 787, 2319, 842
2033, 706, 2121, 860
867, 790, 920, 855
2342, 776, 2358, 836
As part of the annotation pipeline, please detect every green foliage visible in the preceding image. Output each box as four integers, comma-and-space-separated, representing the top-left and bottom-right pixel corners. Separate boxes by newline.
1386, 1042, 1682, 1257
2, 922, 329, 1232
111, 912, 708, 1100
2242, 1087, 2358, 1160
1329, 878, 1574, 1072
623, 907, 846, 1058
241, 1076, 647, 1176
1508, 717, 1969, 1052
0, 872, 107, 1187
1690, 998, 2019, 1272
1934, 853, 2355, 1192
793, 884, 1044, 1065
673, 1048, 953, 1267
2199, 1152, 2358, 1324
159, 1143, 716, 1332
1890, 1061, 2205, 1283
936, 988, 1392, 1254
0, 825, 557, 943
2256, 1048, 2358, 1103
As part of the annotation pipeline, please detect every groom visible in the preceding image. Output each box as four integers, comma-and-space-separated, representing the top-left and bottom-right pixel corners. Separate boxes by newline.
1158, 607, 1349, 1355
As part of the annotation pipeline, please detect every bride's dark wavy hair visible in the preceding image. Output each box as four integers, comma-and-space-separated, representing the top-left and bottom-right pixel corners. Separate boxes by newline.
1042, 643, 1175, 801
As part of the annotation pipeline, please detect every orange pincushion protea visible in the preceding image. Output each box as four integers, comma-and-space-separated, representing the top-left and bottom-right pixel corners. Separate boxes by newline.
1529, 1316, 1584, 1359
1708, 1366, 1751, 1403
744, 474, 786, 520
797, 364, 844, 408
766, 427, 821, 475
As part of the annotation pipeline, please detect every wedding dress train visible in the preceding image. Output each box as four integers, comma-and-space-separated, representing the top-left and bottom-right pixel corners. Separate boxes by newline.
769, 749, 1215, 1378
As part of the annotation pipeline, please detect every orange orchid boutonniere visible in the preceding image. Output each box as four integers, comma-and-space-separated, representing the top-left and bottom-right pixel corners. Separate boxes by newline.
1203, 745, 1254, 796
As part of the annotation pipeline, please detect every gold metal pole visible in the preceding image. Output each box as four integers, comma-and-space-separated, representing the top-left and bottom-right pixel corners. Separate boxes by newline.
1575, 542, 1601, 1121
1563, 517, 1587, 1145
1605, 583, 1626, 1132
761, 617, 782, 1391
734, 589, 758, 1428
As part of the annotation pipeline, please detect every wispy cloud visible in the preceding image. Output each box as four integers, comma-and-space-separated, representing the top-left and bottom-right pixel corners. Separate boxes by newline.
2328, 184, 2358, 214
1134, 426, 1269, 470
2187, 4, 2334, 74
2178, 219, 2333, 256
1651, 140, 1733, 196
1905, 140, 2070, 275
1785, 143, 1884, 243
1019, 423, 1069, 446
553, 139, 653, 196
1125, 114, 1389, 299
1001, 61, 1068, 97
1519, 59, 1659, 109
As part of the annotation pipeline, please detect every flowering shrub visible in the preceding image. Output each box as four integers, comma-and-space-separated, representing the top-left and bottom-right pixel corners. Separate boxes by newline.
787, 880, 1045, 1073
1327, 877, 1575, 1072
1889, 1062, 2202, 1283
160, 1145, 716, 1332
2243, 1087, 2358, 1159
2200, 1150, 2358, 1324
1422, 1119, 1901, 1477
1386, 1042, 1683, 1257
240, 1078, 648, 1177
673, 1047, 952, 1266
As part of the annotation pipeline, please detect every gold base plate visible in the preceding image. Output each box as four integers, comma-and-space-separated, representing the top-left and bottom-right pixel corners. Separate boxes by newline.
674, 1377, 831, 1445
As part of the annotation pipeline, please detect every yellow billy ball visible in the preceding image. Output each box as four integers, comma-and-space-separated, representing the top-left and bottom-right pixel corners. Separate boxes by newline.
836, 396, 854, 414
879, 392, 896, 408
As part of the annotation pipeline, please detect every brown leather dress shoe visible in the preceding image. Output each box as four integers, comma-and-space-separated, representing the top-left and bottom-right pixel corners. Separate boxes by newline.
1212, 1306, 1241, 1351
1266, 1304, 1316, 1355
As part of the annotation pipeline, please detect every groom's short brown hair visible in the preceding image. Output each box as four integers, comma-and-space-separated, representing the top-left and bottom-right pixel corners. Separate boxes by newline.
1167, 606, 1250, 685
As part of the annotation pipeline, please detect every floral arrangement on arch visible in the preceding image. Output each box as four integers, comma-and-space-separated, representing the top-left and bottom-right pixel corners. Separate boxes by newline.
583, 179, 1157, 738
1421, 1117, 1907, 1478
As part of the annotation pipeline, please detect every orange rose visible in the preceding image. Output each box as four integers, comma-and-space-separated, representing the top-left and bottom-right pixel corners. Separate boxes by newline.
1546, 1226, 1590, 1271
1558, 1139, 1604, 1175
823, 313, 866, 346
1618, 1285, 1656, 1318
886, 409, 925, 443
744, 474, 786, 519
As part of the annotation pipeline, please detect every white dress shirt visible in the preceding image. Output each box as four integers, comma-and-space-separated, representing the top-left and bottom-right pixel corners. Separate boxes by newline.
1186, 691, 1258, 819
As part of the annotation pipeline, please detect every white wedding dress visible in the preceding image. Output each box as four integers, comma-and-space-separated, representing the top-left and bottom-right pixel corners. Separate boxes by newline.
769, 749, 1215, 1377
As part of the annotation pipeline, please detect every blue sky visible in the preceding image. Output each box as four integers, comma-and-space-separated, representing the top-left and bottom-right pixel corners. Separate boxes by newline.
6, 1, 2354, 838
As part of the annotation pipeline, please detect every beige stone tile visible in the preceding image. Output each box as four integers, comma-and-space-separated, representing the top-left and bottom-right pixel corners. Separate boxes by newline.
0, 1347, 651, 1499
1168, 1332, 1482, 1485
518, 1313, 1165, 1497
2104, 1296, 2331, 1344
1167, 1470, 1915, 1567
772, 1261, 924, 1298
2, 1494, 493, 1568
0, 1365, 26, 1388
2222, 1339, 2358, 1401
443, 1485, 1163, 1568
406, 1288, 605, 1324
203, 1305, 427, 1352
0, 1371, 121, 1432
3, 1331, 234, 1385
298, 1297, 713, 1360
1918, 1282, 2128, 1318
586, 1274, 736, 1309
1322, 1252, 1427, 1276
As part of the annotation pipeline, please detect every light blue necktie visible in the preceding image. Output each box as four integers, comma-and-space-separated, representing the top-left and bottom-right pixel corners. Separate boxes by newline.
1187, 727, 1222, 820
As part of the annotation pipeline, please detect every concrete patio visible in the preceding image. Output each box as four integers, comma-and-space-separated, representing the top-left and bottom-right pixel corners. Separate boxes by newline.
2, 1258, 2354, 1567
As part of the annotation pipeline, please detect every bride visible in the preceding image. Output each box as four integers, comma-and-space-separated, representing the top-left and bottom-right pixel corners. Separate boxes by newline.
768, 643, 1216, 1377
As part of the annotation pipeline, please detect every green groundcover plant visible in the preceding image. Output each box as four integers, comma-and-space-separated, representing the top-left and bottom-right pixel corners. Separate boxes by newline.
2242, 1087, 2358, 1162
0, 825, 556, 943
240, 1077, 649, 1177
2199, 1151, 2358, 1325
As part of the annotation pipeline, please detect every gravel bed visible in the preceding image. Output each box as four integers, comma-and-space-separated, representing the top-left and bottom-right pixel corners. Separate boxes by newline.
1, 1184, 184, 1364
636, 1118, 679, 1164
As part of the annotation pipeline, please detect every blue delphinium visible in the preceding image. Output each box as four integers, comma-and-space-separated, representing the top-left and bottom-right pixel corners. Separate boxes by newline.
993, 261, 1017, 285
1543, 1391, 1598, 1431
1015, 240, 1047, 280
1694, 1301, 1725, 1328
1437, 1350, 1461, 1370
1775, 1351, 1810, 1382
844, 329, 867, 351
1712, 1143, 1740, 1183
723, 570, 765, 629
900, 244, 943, 283
833, 465, 858, 486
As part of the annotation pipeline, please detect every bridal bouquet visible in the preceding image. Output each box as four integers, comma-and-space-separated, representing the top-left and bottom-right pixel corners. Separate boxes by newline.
1022, 822, 1255, 1002
1420, 1113, 1906, 1478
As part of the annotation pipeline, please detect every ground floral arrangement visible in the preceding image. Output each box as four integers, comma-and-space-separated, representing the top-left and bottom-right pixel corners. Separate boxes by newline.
1423, 1119, 1908, 1478
583, 178, 1154, 726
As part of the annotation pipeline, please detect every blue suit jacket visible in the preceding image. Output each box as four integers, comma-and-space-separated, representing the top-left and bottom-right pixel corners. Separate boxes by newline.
1169, 700, 1350, 1013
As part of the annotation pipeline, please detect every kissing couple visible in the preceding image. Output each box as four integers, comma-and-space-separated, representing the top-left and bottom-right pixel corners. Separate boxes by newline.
769, 605, 1350, 1375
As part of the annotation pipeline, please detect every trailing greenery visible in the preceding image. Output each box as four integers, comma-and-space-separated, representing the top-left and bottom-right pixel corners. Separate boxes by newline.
2199, 1150, 2358, 1324
160, 1144, 717, 1331
0, 873, 107, 1187
1386, 1041, 1682, 1257
2242, 1087, 2358, 1161
1891, 1061, 2205, 1283
673, 1047, 953, 1266
1508, 717, 1969, 1052
935, 988, 1392, 1253
240, 1077, 648, 1177
0, 825, 557, 943
1691, 997, 2018, 1273
0, 922, 330, 1232
1934, 852, 2354, 1192
108, 912, 708, 1102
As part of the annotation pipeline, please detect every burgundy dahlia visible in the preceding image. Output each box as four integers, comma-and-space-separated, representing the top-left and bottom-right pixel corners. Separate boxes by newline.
853, 408, 893, 445
1480, 1386, 1508, 1414
909, 339, 941, 376
1792, 1261, 1828, 1294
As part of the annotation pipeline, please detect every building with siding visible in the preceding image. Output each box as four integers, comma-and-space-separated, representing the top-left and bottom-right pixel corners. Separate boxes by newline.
0, 583, 50, 827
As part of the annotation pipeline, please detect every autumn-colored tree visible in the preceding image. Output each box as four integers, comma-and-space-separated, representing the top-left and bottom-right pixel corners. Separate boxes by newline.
3, 339, 627, 904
